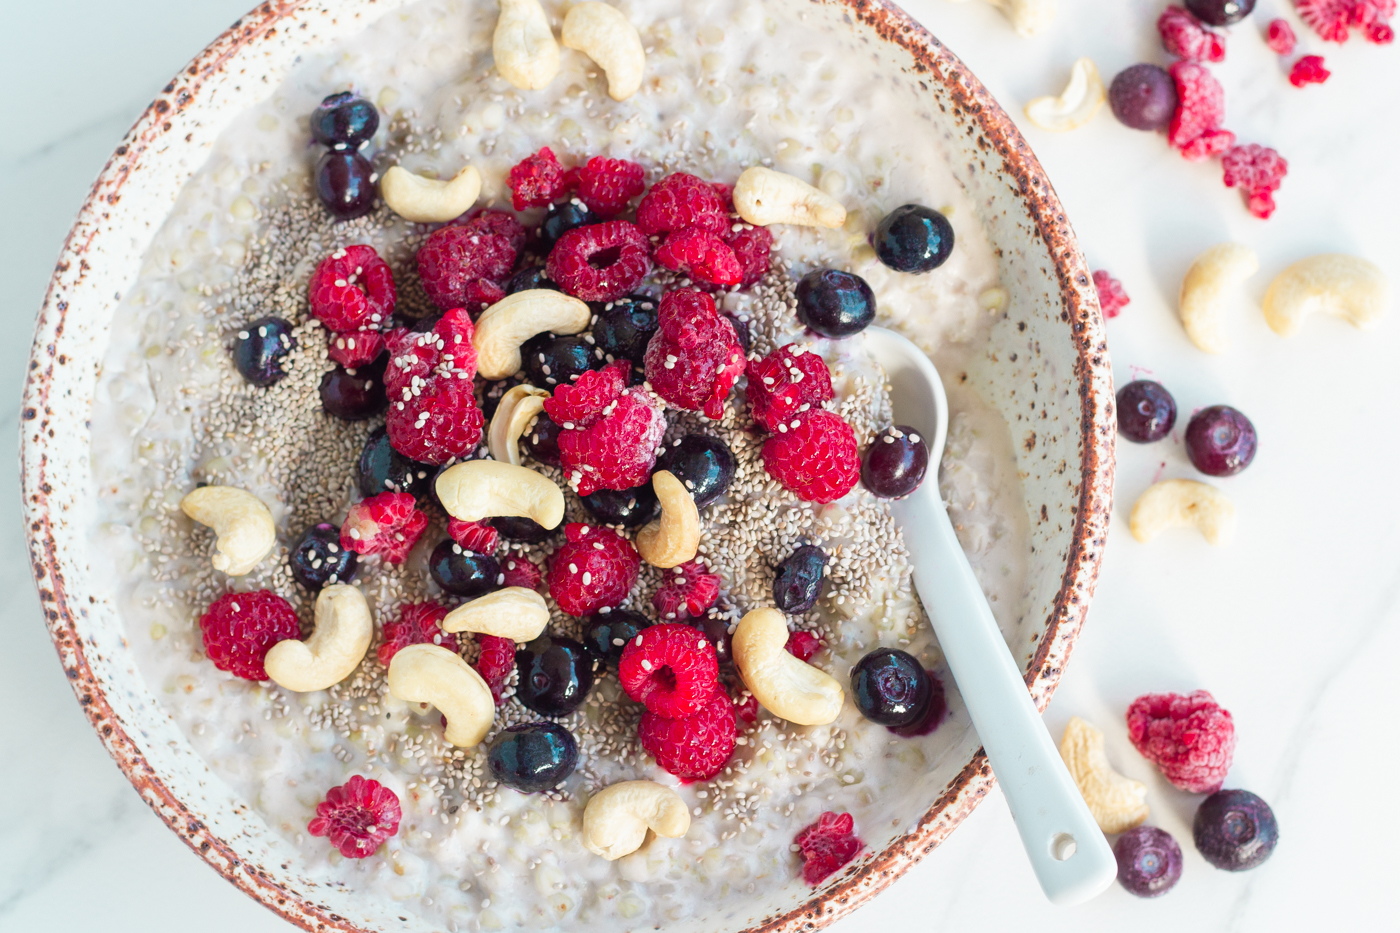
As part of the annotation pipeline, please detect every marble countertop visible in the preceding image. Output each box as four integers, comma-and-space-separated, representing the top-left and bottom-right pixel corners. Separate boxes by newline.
3, 0, 1396, 929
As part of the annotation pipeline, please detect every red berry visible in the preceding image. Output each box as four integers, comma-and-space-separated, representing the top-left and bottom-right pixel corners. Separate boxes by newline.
619, 622, 721, 717
785, 630, 824, 662
377, 601, 459, 666
1288, 53, 1332, 87
547, 523, 641, 616
546, 362, 667, 496
654, 226, 743, 288
638, 686, 736, 781
1222, 144, 1289, 219
308, 245, 396, 333
761, 409, 860, 504
726, 225, 774, 288
340, 491, 429, 563
416, 212, 523, 310
383, 309, 478, 395
383, 310, 484, 464
643, 288, 747, 420
327, 328, 386, 368
746, 344, 835, 433
448, 518, 499, 554
500, 554, 544, 591
1296, 0, 1358, 41
1126, 690, 1236, 793
652, 559, 721, 621
794, 811, 864, 885
1092, 270, 1131, 319
636, 172, 730, 237
1368, 20, 1395, 41
574, 156, 646, 216
734, 690, 759, 724
1266, 18, 1298, 53
474, 634, 516, 705
198, 590, 300, 681
546, 220, 652, 303
307, 775, 402, 859
1167, 61, 1234, 161
507, 146, 568, 210
1158, 6, 1227, 62
544, 358, 629, 427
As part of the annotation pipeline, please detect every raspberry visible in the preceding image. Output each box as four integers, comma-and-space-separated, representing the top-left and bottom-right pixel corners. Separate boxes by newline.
761, 409, 860, 504
308, 245, 396, 332
636, 172, 730, 237
1296, 0, 1358, 40
474, 634, 516, 705
416, 212, 524, 310
574, 156, 646, 216
726, 225, 774, 288
544, 359, 630, 427
547, 523, 641, 616
448, 518, 499, 554
1167, 61, 1233, 161
654, 227, 743, 288
1288, 54, 1332, 86
619, 622, 721, 717
643, 288, 747, 419
384, 309, 478, 394
785, 630, 824, 663
734, 690, 759, 724
456, 210, 529, 252
507, 147, 568, 210
307, 775, 402, 859
547, 362, 667, 496
340, 492, 429, 563
1126, 689, 1236, 793
546, 220, 652, 302
377, 601, 459, 666
1266, 18, 1298, 53
460, 279, 507, 317
1158, 6, 1227, 62
1092, 270, 1131, 319
1369, 20, 1395, 41
1222, 144, 1289, 219
198, 590, 300, 681
386, 380, 484, 464
638, 686, 736, 781
328, 328, 386, 368
500, 554, 544, 591
794, 811, 864, 885
652, 559, 721, 621
746, 344, 835, 432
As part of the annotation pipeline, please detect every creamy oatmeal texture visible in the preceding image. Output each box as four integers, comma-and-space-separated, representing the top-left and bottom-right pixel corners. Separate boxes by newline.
88, 0, 1028, 929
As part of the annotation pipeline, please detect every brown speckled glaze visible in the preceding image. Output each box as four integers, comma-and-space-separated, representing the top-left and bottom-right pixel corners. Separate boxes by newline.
21, 1, 1114, 931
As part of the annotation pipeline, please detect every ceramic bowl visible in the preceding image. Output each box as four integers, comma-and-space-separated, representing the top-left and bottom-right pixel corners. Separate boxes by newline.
21, 1, 1114, 930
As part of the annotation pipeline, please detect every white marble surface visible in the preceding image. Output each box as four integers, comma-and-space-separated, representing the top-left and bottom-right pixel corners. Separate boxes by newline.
4, 0, 1397, 929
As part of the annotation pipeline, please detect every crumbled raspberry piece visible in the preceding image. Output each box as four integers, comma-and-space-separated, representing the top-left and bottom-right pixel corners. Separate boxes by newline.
448, 518, 499, 554
1222, 144, 1289, 219
500, 554, 544, 591
340, 492, 429, 563
474, 634, 516, 705
574, 156, 647, 216
1126, 689, 1236, 793
761, 409, 861, 504
547, 523, 641, 616
1266, 18, 1298, 53
726, 225, 774, 288
377, 601, 459, 666
638, 686, 736, 781
619, 622, 721, 717
416, 212, 524, 310
548, 362, 666, 495
1368, 19, 1395, 41
1092, 270, 1131, 319
785, 630, 823, 662
654, 227, 744, 288
1167, 61, 1231, 161
1289, 53, 1332, 86
733, 689, 759, 724
507, 147, 568, 210
328, 328, 386, 368
545, 220, 652, 303
746, 344, 835, 432
1180, 128, 1237, 162
307, 775, 402, 859
636, 172, 730, 237
199, 590, 300, 681
1296, 0, 1358, 41
308, 245, 397, 332
1158, 6, 1227, 62
794, 812, 864, 885
384, 310, 484, 463
643, 288, 747, 419
652, 559, 721, 621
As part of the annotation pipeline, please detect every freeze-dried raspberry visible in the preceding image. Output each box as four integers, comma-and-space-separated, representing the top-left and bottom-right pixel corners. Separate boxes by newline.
377, 601, 459, 666
308, 245, 396, 333
474, 634, 516, 705
547, 523, 641, 616
1167, 61, 1234, 161
1222, 144, 1289, 219
460, 279, 506, 318
785, 630, 823, 662
199, 590, 300, 681
1127, 690, 1236, 793
1158, 6, 1227, 62
1092, 270, 1131, 319
507, 147, 568, 210
638, 686, 736, 781
619, 622, 721, 717
654, 226, 743, 288
652, 559, 721, 621
500, 554, 544, 591
733, 690, 759, 725
1289, 53, 1332, 86
1369, 19, 1395, 41
547, 361, 667, 496
340, 492, 429, 563
1296, 0, 1359, 41
643, 288, 747, 420
456, 209, 529, 252
574, 156, 646, 216
308, 775, 402, 859
746, 344, 835, 432
546, 220, 652, 303
544, 359, 629, 428
636, 172, 730, 237
383, 308, 478, 395
386, 380, 484, 464
794, 812, 864, 885
328, 328, 386, 368
448, 518, 499, 554
726, 225, 774, 288
416, 212, 523, 310
761, 409, 860, 504
1266, 18, 1298, 53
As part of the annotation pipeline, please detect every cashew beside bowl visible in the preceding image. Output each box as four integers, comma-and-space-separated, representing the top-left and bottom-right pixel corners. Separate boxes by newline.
493, 0, 560, 91
434, 459, 565, 530
946, 0, 1056, 35
488, 384, 550, 466
1024, 58, 1105, 132
1059, 716, 1149, 835
179, 485, 277, 576
473, 289, 592, 380
1178, 242, 1259, 354
732, 608, 844, 726
1129, 479, 1236, 546
387, 644, 495, 747
1262, 253, 1389, 337
561, 2, 645, 102
442, 587, 550, 642
635, 471, 699, 569
380, 164, 482, 223
732, 167, 847, 229
265, 584, 373, 693
582, 780, 690, 860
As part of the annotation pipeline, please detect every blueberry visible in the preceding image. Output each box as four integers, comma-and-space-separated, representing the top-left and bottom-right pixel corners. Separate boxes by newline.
861, 425, 929, 498
506, 266, 560, 295
874, 205, 955, 274
520, 412, 563, 467
310, 91, 380, 149
357, 426, 434, 498
428, 539, 502, 598
1185, 405, 1257, 476
580, 483, 658, 528
314, 149, 377, 221
540, 199, 599, 253
478, 380, 515, 422
1109, 64, 1179, 132
1194, 789, 1278, 871
521, 333, 602, 388
515, 636, 595, 717
772, 545, 828, 613
724, 312, 752, 355
795, 269, 877, 338
320, 357, 387, 420
656, 435, 736, 508
289, 522, 358, 590
592, 293, 659, 372
491, 516, 557, 544
1116, 380, 1177, 443
1114, 826, 1184, 897
232, 316, 296, 387
581, 609, 652, 668
1185, 0, 1255, 25
694, 612, 733, 666
850, 648, 932, 728
487, 722, 579, 793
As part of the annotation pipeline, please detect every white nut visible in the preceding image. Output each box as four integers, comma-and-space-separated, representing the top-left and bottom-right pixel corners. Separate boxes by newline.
561, 2, 645, 101
1059, 716, 1149, 835
488, 384, 550, 466
1178, 242, 1260, 354
582, 781, 690, 860
493, 0, 560, 91
1024, 58, 1105, 132
179, 485, 276, 576
1130, 479, 1236, 546
387, 644, 495, 747
472, 289, 592, 379
635, 471, 699, 569
442, 587, 550, 642
1262, 253, 1389, 337
434, 459, 565, 530
732, 167, 847, 229
380, 164, 482, 223
978, 0, 1057, 35
264, 585, 373, 693
732, 608, 844, 726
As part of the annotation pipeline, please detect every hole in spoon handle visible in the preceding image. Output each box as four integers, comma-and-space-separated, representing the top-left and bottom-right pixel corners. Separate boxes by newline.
1050, 832, 1078, 861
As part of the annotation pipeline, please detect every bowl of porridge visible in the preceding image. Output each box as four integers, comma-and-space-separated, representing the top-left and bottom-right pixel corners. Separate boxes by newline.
22, 0, 1114, 931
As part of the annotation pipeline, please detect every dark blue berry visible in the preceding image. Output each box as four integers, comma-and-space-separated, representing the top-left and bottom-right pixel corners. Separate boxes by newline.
1185, 405, 1257, 477
1193, 789, 1278, 871
515, 636, 595, 717
478, 380, 515, 422
772, 545, 828, 613
487, 722, 579, 793
540, 199, 599, 253
874, 205, 954, 274
724, 312, 752, 355
310, 91, 380, 149
232, 316, 296, 387
656, 435, 736, 508
520, 412, 563, 467
581, 609, 652, 668
357, 426, 433, 498
289, 522, 358, 590
861, 425, 929, 498
506, 266, 560, 295
1117, 380, 1177, 443
429, 539, 501, 598
592, 293, 659, 373
694, 612, 733, 666
1186, 0, 1255, 26
1109, 65, 1179, 132
1115, 826, 1184, 897
795, 269, 877, 338
521, 333, 603, 388
491, 516, 557, 544
315, 149, 377, 220
580, 483, 658, 528
850, 648, 932, 727
320, 359, 387, 420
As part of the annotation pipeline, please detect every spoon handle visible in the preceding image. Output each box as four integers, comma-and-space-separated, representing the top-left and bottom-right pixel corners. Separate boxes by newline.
893, 487, 1117, 905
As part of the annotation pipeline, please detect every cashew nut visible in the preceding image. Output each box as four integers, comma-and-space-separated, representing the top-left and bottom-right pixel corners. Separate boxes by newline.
488, 384, 550, 466
1262, 253, 1389, 337
434, 459, 565, 530
582, 780, 690, 860
1178, 242, 1259, 354
1129, 479, 1236, 546
561, 2, 645, 102
493, 0, 560, 91
1024, 58, 1105, 132
1059, 716, 1149, 835
264, 584, 373, 693
732, 608, 844, 726
472, 289, 592, 379
179, 485, 277, 576
386, 644, 495, 747
732, 167, 847, 229
947, 0, 1055, 36
380, 164, 482, 223
442, 587, 550, 642
635, 471, 699, 569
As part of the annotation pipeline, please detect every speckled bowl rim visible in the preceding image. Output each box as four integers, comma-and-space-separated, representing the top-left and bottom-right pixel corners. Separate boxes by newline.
21, 1, 1115, 930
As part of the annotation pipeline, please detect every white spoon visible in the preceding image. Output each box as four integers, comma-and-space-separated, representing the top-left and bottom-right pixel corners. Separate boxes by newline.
863, 326, 1117, 906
